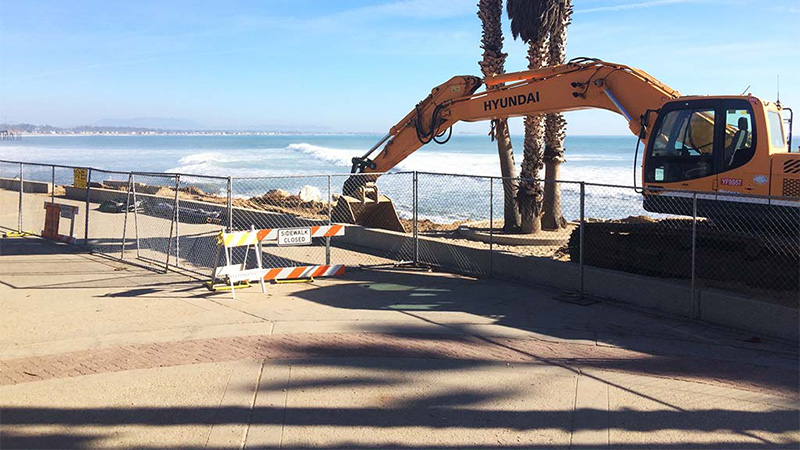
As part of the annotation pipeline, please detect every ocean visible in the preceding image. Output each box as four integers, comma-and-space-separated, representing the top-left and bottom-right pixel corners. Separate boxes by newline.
0, 134, 639, 182
0, 134, 648, 222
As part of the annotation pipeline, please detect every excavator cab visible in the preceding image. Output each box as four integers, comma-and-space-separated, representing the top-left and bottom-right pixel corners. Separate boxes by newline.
642, 96, 796, 217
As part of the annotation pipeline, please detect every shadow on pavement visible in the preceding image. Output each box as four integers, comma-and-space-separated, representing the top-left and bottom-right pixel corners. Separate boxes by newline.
2, 405, 797, 449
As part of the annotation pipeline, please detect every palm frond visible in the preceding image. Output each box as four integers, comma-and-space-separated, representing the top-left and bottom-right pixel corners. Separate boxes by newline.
507, 0, 572, 44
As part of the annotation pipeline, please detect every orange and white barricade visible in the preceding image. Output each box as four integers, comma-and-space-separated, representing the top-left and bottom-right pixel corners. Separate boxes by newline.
42, 202, 79, 244
209, 225, 346, 298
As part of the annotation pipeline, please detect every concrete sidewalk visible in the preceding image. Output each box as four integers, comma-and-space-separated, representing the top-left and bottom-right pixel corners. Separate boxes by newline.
0, 236, 798, 449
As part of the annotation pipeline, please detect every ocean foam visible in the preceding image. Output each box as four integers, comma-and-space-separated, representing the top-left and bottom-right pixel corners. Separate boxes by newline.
287, 143, 356, 167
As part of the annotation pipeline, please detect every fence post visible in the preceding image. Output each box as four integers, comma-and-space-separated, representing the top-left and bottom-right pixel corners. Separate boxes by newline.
579, 182, 585, 297
164, 175, 179, 273
121, 173, 133, 261
326, 175, 331, 265
84, 168, 92, 247
17, 163, 23, 232
413, 171, 419, 265
50, 166, 55, 206
132, 174, 141, 258
691, 192, 698, 319
175, 175, 180, 268
489, 178, 494, 276
226, 177, 233, 232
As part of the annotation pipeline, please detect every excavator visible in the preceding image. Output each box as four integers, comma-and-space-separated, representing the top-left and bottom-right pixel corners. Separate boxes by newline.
332, 58, 798, 289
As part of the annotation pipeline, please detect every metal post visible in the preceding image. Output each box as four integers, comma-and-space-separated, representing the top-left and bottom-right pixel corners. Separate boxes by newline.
175, 175, 180, 268
121, 173, 132, 261
165, 175, 179, 273
412, 171, 419, 265
226, 177, 233, 232
691, 192, 698, 319
84, 169, 92, 247
50, 166, 56, 237
579, 182, 585, 297
17, 163, 23, 232
489, 178, 494, 276
132, 174, 141, 258
326, 175, 331, 265
50, 166, 55, 206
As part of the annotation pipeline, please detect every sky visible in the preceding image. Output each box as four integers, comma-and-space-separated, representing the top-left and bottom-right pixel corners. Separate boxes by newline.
0, 0, 798, 135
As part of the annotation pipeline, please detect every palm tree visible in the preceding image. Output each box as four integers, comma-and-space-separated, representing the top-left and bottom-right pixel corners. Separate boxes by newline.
478, 0, 520, 231
507, 0, 572, 232
541, 0, 572, 230
506, 0, 553, 233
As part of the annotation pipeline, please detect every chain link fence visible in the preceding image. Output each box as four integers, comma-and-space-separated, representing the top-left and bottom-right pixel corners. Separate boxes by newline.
692, 194, 800, 306
0, 159, 796, 312
0, 162, 23, 232
172, 174, 230, 275
330, 172, 416, 267
416, 172, 492, 275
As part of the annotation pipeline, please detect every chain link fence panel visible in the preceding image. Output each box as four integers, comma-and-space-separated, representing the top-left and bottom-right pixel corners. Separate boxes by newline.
693, 194, 799, 307
0, 161, 22, 232
328, 172, 416, 268
231, 175, 330, 271
579, 185, 694, 291
84, 169, 135, 257
172, 174, 230, 276
124, 173, 179, 271
416, 172, 492, 276
492, 177, 580, 265
18, 163, 53, 237
53, 165, 88, 244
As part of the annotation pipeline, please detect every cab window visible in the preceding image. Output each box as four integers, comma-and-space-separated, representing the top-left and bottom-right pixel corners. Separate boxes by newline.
646, 108, 715, 183
768, 111, 786, 149
722, 108, 755, 170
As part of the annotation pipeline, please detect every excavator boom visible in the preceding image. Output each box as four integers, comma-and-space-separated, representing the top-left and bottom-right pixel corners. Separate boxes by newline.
353, 58, 680, 174
333, 58, 681, 230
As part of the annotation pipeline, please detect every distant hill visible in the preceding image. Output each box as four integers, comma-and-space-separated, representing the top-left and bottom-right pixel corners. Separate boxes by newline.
1, 123, 166, 134
93, 117, 205, 131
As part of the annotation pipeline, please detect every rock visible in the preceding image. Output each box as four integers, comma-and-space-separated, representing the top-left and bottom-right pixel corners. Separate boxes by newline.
263, 189, 290, 201
298, 185, 322, 203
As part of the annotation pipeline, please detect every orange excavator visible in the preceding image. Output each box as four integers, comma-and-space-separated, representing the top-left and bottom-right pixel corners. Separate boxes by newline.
334, 57, 796, 227
332, 57, 798, 289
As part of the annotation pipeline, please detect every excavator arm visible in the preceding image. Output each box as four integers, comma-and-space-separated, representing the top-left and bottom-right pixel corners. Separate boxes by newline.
334, 58, 681, 231
353, 58, 680, 174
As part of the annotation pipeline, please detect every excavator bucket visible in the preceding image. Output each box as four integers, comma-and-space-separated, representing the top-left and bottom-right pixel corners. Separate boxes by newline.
331, 183, 405, 232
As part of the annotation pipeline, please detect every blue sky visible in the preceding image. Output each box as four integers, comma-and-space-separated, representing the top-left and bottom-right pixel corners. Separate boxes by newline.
0, 0, 798, 135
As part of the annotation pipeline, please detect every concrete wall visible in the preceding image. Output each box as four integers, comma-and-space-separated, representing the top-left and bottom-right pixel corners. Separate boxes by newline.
0, 177, 52, 194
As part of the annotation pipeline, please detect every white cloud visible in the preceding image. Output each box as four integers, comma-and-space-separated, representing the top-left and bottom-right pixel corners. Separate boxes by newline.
575, 0, 698, 14
332, 0, 475, 21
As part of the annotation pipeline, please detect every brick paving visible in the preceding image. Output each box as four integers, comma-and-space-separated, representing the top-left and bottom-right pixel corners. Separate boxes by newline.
1, 332, 796, 399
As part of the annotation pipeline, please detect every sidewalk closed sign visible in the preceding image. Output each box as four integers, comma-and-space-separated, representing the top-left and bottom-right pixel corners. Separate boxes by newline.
73, 168, 88, 189
278, 227, 312, 246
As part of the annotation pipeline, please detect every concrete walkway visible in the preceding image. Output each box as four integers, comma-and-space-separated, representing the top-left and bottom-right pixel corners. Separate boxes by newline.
0, 236, 798, 449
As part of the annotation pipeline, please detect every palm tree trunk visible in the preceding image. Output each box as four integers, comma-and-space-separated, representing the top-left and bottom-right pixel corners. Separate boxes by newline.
541, 1, 570, 230
517, 38, 548, 233
494, 119, 521, 230
478, 0, 520, 231
518, 115, 544, 233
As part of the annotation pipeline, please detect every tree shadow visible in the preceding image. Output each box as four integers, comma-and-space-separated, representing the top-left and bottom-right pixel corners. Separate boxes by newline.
2, 403, 797, 449
288, 268, 799, 395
